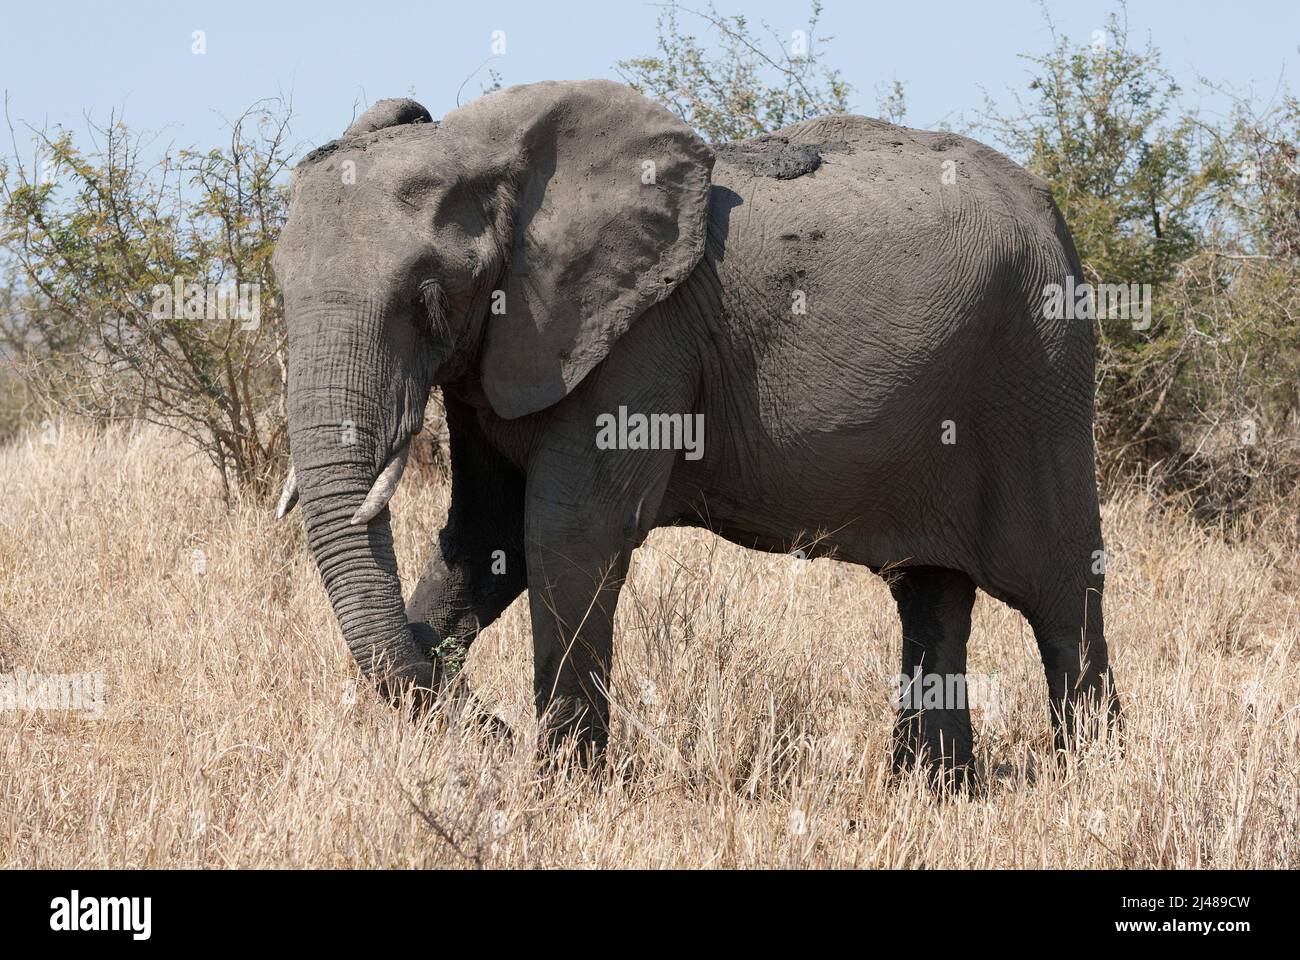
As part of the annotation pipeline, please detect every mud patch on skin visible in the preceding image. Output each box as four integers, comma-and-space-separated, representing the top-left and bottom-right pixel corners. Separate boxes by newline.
300, 120, 440, 169
717, 134, 849, 179
927, 135, 964, 152
301, 139, 345, 165
779, 228, 826, 242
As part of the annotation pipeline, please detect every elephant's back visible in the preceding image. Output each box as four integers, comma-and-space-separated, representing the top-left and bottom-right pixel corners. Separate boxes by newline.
711, 115, 1060, 237
707, 114, 1076, 347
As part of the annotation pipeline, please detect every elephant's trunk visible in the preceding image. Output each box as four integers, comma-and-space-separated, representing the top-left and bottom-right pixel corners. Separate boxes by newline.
285, 296, 435, 702
294, 434, 433, 699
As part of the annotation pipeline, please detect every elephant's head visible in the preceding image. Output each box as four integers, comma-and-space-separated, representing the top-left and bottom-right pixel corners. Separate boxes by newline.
273, 80, 714, 701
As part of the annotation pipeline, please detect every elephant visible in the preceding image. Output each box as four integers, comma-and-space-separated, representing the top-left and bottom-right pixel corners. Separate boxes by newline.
273, 79, 1120, 786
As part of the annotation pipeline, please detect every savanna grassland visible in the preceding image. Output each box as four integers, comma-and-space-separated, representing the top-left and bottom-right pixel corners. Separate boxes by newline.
0, 421, 1296, 868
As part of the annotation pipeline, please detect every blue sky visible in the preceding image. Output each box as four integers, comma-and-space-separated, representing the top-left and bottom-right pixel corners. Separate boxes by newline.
1, 1, 1295, 158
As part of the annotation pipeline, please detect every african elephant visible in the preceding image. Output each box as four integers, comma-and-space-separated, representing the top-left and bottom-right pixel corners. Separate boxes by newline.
273, 79, 1120, 785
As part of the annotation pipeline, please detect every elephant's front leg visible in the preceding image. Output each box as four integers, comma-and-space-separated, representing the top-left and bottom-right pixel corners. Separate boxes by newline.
405, 394, 528, 672
405, 533, 526, 671
405, 538, 522, 738
524, 539, 626, 759
523, 433, 677, 762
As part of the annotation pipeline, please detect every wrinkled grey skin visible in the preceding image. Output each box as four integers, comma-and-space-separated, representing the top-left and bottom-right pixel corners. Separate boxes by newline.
274, 80, 1120, 785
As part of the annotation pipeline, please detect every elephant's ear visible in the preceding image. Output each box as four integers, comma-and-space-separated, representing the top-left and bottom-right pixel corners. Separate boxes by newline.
440, 80, 715, 419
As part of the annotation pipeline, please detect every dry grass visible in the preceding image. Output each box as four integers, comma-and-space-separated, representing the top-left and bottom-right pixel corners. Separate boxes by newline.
1, 420, 1297, 868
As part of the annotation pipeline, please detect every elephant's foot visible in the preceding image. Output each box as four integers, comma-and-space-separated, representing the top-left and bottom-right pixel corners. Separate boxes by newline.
473, 709, 515, 744
450, 695, 515, 745
536, 695, 609, 775
1050, 676, 1123, 756
892, 709, 978, 793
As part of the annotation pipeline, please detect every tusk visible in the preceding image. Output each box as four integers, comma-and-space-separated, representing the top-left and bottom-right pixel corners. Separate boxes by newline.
350, 444, 411, 525
275, 466, 299, 520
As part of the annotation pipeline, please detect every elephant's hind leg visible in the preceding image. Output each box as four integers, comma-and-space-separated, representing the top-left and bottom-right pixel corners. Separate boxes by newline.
1024, 572, 1121, 754
886, 566, 978, 789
